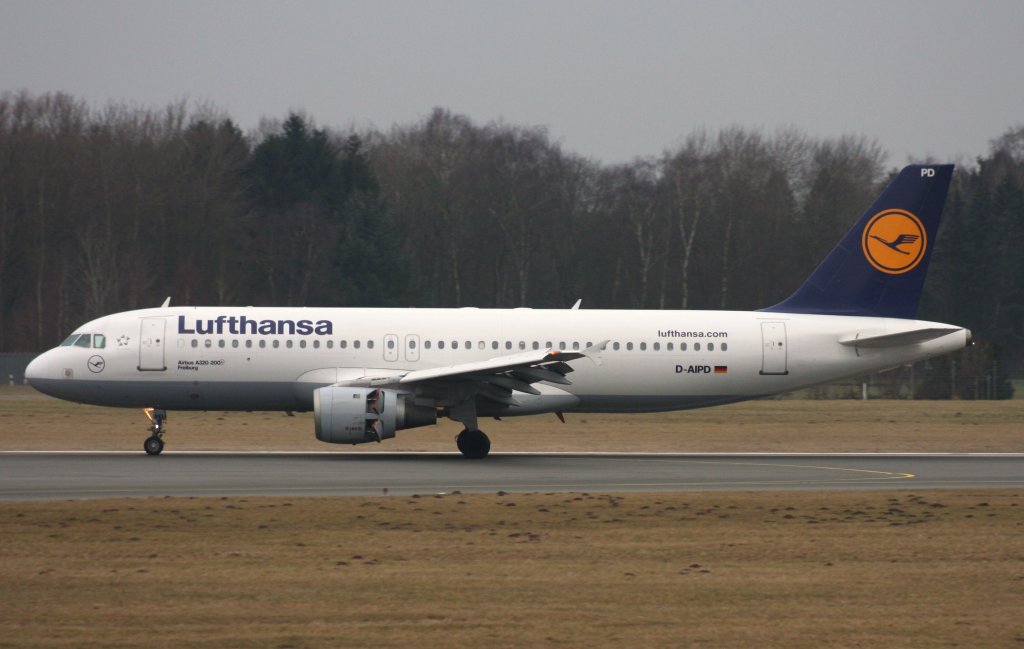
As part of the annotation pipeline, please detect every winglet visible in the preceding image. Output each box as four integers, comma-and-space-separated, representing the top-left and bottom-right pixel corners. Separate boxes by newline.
570, 299, 582, 310
160, 297, 171, 308
581, 340, 609, 366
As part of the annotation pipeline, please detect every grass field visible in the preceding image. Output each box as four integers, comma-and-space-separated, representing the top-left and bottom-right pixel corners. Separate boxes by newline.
2, 490, 1023, 648
3, 388, 1023, 647
2, 386, 1024, 453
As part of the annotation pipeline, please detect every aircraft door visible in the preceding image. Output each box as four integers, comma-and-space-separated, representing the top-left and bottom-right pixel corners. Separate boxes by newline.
139, 318, 167, 371
405, 334, 420, 362
384, 334, 399, 362
759, 322, 788, 375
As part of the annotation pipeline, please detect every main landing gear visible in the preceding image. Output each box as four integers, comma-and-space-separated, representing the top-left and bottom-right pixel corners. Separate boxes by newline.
456, 429, 490, 459
143, 408, 167, 456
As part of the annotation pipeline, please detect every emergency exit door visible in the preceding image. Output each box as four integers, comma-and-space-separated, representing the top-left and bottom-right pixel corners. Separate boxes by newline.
138, 318, 167, 371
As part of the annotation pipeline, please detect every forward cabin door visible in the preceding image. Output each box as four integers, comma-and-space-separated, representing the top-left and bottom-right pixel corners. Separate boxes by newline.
759, 321, 788, 375
138, 318, 167, 371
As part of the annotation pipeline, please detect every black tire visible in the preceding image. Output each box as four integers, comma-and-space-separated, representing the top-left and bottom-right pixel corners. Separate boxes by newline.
144, 436, 164, 456
456, 429, 490, 459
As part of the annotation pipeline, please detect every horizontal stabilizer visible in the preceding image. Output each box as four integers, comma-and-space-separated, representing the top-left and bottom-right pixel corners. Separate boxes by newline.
838, 327, 962, 348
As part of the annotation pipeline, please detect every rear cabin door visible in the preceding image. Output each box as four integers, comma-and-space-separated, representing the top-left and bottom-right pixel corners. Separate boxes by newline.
138, 318, 167, 371
759, 321, 788, 375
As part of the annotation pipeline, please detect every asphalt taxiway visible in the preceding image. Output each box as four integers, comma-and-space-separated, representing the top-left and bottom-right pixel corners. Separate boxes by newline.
1, 452, 1022, 500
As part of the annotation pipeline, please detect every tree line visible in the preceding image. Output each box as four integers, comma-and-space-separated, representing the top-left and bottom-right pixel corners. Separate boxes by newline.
1, 92, 1021, 391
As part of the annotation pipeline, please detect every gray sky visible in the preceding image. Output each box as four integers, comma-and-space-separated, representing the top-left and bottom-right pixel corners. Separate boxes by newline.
2, 0, 1022, 165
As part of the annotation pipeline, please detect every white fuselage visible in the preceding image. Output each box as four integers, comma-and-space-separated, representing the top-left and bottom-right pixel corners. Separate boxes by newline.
26, 306, 969, 414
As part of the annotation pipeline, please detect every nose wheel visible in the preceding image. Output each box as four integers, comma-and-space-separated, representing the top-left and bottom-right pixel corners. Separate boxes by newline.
143, 408, 167, 456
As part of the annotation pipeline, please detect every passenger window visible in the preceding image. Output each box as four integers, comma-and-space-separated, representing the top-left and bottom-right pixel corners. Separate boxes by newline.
694, 342, 701, 351
354, 340, 361, 349
259, 340, 266, 349
545, 341, 553, 349
438, 341, 445, 350
246, 340, 253, 349
409, 340, 417, 349
74, 334, 92, 348
519, 341, 526, 350
613, 342, 620, 351
722, 342, 728, 351
492, 341, 498, 350
425, 340, 431, 350
387, 339, 395, 349
653, 342, 660, 351
232, 340, 239, 349
312, 340, 319, 349
287, 340, 294, 349
367, 340, 374, 349
326, 340, 333, 349
708, 343, 714, 351
93, 334, 106, 349
191, 339, 198, 348
299, 340, 306, 349
626, 342, 634, 351
681, 342, 687, 351
640, 342, 647, 351
505, 341, 512, 350
340, 340, 347, 349
532, 341, 539, 350
452, 341, 458, 349
478, 341, 485, 350
572, 342, 580, 350
667, 342, 674, 351
464, 340, 470, 349
205, 340, 212, 348
558, 342, 566, 350
272, 340, 279, 349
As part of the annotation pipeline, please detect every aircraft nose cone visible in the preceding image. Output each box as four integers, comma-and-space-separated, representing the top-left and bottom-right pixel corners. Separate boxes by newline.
24, 353, 48, 385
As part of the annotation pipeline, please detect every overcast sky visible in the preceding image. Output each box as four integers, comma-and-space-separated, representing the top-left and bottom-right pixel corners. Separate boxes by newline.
2, 0, 1022, 165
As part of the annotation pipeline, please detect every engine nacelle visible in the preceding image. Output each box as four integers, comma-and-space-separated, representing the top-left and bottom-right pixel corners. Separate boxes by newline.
314, 387, 437, 444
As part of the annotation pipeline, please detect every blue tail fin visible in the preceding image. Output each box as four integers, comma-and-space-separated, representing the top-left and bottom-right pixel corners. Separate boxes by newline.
762, 164, 953, 319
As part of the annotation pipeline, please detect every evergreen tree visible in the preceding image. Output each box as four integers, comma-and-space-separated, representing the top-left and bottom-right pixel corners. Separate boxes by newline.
245, 116, 406, 306
332, 136, 407, 306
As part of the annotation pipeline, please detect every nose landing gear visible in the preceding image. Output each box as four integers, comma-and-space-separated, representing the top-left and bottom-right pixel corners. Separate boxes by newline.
143, 408, 167, 455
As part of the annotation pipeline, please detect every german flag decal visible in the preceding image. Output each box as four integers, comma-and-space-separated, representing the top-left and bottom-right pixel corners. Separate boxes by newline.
714, 366, 728, 374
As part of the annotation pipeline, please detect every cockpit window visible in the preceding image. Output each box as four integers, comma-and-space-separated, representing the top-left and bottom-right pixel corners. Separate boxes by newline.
60, 333, 105, 348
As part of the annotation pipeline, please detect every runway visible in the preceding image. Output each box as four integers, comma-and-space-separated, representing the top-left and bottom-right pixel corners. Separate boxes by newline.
1, 452, 1023, 500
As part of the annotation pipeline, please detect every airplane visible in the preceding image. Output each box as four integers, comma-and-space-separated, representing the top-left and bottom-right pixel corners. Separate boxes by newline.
25, 164, 968, 459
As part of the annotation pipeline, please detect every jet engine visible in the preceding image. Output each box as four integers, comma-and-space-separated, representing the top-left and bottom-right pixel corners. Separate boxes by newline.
314, 386, 437, 444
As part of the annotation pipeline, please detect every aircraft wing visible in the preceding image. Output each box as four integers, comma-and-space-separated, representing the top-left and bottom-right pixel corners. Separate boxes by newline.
359, 342, 607, 405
